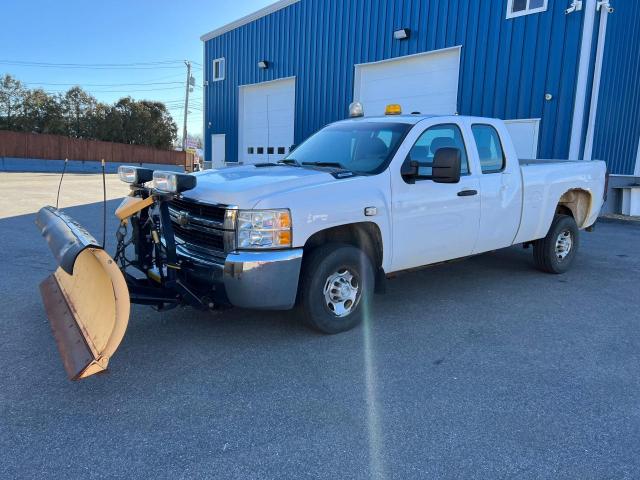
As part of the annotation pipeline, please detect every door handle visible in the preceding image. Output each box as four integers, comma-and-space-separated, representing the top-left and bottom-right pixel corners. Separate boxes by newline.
457, 189, 478, 197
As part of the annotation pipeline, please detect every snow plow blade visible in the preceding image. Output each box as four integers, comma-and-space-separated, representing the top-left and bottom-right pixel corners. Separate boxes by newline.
36, 206, 130, 380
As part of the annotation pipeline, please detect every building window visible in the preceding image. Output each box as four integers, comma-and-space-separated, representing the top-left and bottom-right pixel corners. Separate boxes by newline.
506, 0, 548, 19
212, 58, 225, 82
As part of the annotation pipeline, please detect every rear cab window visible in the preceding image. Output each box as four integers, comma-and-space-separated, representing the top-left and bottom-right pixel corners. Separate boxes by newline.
407, 123, 470, 179
471, 124, 506, 173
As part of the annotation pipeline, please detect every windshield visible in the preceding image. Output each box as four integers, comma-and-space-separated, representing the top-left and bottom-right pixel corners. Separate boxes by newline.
284, 122, 412, 174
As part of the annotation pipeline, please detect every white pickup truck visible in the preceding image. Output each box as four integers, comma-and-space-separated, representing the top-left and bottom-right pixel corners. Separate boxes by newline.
167, 112, 606, 331
36, 110, 607, 379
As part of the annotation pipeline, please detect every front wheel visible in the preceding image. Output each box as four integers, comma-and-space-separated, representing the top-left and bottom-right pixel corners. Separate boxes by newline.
533, 214, 580, 274
299, 244, 375, 334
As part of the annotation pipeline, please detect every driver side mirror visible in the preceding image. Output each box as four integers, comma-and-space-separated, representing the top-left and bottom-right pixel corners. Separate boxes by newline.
432, 147, 461, 184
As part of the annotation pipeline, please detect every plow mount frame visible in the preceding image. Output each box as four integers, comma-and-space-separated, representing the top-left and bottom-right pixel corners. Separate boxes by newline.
36, 183, 206, 380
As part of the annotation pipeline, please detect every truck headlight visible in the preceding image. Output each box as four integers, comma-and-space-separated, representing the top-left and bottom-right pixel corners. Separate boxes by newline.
152, 171, 197, 194
237, 209, 292, 249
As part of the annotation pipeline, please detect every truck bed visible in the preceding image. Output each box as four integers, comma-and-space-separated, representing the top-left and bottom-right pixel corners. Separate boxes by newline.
513, 159, 607, 244
518, 158, 589, 166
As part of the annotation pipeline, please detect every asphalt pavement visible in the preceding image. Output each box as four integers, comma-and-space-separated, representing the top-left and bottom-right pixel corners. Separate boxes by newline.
1, 172, 639, 479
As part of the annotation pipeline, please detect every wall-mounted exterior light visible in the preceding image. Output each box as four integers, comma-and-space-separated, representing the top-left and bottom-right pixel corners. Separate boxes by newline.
258, 60, 269, 69
393, 28, 411, 40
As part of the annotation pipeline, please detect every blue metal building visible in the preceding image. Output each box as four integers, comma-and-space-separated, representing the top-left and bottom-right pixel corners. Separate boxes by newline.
201, 0, 639, 179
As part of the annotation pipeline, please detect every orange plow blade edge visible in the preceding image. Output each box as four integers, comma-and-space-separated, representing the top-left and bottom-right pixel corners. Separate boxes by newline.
36, 206, 130, 380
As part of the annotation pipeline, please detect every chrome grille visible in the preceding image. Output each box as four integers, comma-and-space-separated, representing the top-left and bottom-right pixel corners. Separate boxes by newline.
169, 198, 226, 225
168, 197, 235, 259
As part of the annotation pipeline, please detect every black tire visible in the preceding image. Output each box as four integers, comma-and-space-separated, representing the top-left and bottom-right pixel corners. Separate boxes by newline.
533, 214, 580, 274
299, 243, 375, 334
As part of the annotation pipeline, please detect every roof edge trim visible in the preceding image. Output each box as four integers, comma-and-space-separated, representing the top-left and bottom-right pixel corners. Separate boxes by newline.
200, 0, 301, 42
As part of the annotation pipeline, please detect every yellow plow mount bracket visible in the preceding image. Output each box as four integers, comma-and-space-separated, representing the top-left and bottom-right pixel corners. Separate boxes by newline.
115, 195, 154, 221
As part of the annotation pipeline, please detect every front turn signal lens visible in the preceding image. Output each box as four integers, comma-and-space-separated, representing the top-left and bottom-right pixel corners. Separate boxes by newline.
277, 230, 292, 246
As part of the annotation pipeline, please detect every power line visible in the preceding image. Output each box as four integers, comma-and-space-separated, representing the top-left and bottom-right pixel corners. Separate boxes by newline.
43, 86, 187, 94
0, 59, 202, 70
23, 81, 185, 87
0, 59, 187, 66
163, 99, 203, 106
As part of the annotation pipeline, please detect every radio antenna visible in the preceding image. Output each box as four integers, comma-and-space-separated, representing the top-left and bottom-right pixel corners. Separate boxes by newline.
101, 159, 107, 248
55, 158, 68, 209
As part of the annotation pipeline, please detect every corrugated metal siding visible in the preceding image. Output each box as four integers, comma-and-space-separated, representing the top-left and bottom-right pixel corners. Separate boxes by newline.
591, 1, 640, 175
204, 0, 585, 163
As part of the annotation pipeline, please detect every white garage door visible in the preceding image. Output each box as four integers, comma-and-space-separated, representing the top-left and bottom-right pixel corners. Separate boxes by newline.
504, 119, 540, 159
354, 47, 461, 117
239, 77, 295, 164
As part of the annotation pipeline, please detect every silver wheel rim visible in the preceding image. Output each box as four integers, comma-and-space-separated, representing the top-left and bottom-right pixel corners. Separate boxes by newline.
555, 230, 573, 261
323, 268, 360, 317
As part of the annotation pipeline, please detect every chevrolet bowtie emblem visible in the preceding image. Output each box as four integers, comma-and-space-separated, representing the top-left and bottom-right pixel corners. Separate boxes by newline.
176, 211, 190, 226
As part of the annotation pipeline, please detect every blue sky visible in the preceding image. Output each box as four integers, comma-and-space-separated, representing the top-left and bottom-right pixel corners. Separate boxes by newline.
0, 0, 274, 137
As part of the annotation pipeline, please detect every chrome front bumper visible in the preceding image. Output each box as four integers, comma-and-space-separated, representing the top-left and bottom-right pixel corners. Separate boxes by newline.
177, 246, 304, 310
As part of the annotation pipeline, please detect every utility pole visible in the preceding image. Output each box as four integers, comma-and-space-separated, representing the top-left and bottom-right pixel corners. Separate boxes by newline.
182, 60, 192, 151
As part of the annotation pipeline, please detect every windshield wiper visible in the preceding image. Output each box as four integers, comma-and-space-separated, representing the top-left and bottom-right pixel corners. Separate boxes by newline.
277, 158, 301, 166
302, 161, 347, 169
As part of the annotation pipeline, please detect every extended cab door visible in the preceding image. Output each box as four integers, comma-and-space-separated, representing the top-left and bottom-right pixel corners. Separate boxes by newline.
390, 120, 481, 271
469, 121, 523, 254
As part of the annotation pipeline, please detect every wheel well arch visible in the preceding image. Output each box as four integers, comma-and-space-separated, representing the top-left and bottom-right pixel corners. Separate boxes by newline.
556, 189, 592, 228
303, 222, 384, 269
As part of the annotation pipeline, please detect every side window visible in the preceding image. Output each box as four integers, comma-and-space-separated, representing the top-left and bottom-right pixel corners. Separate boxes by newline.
212, 58, 225, 82
471, 124, 505, 174
408, 124, 469, 178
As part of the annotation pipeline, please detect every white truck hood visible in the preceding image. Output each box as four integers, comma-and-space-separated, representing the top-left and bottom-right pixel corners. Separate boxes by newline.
181, 165, 338, 208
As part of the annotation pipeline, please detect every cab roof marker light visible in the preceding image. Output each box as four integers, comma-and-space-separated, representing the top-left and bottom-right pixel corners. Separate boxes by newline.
385, 104, 402, 115
349, 102, 364, 118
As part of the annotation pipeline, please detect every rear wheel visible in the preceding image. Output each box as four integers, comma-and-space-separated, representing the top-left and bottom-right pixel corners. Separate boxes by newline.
533, 214, 580, 274
299, 244, 374, 334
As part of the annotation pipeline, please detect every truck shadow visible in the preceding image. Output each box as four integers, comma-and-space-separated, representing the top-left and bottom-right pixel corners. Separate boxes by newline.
0, 199, 599, 392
